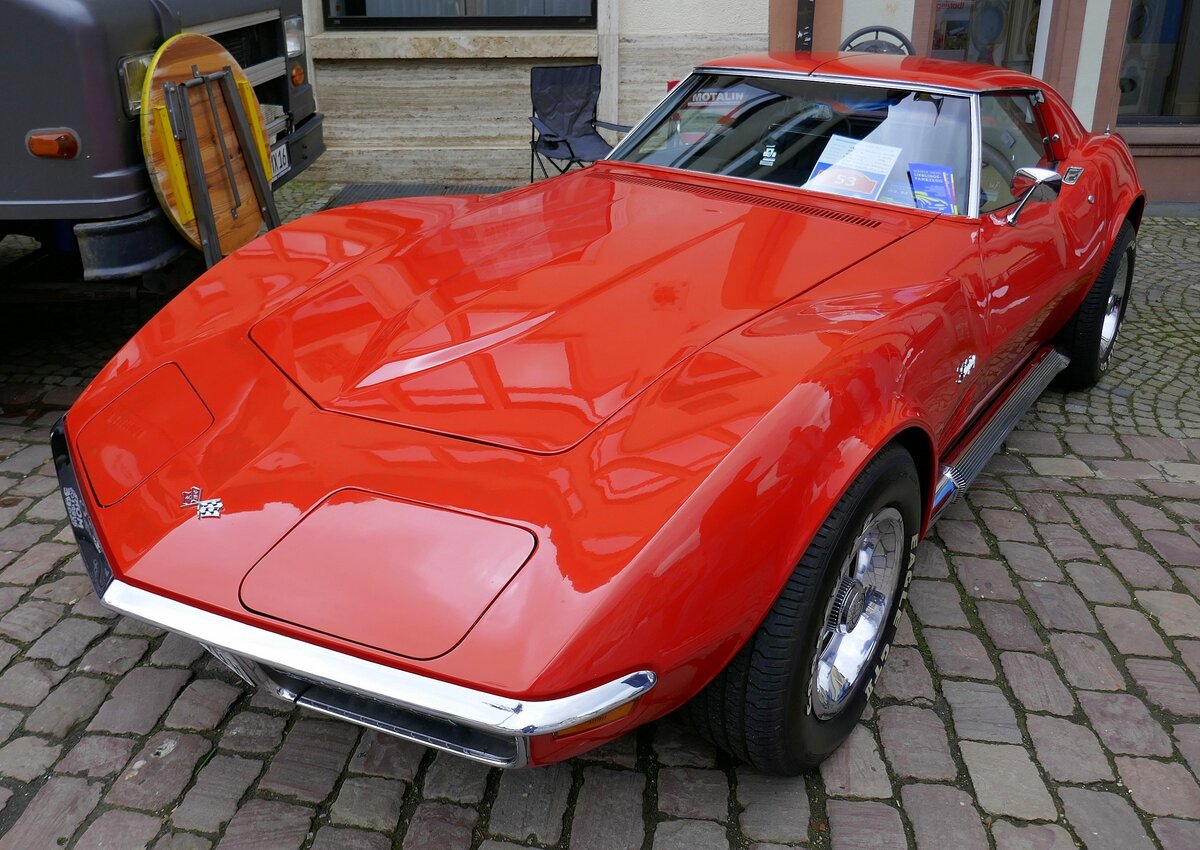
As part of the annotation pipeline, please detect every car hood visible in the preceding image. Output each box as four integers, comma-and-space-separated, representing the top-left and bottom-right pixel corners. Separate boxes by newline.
251, 164, 930, 454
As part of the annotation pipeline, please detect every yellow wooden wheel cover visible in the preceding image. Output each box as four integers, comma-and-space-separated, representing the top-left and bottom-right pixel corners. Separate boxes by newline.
140, 32, 272, 254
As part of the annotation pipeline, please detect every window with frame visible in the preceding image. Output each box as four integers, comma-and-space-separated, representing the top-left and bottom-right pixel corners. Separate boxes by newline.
978, 93, 1053, 214
325, 1, 596, 29
1117, 0, 1199, 124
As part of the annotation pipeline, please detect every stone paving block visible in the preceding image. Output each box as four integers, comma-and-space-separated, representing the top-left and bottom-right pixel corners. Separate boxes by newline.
960, 741, 1055, 820
1066, 562, 1132, 604
1006, 431, 1062, 456
0, 735, 61, 781
25, 616, 106, 665
937, 520, 990, 554
572, 767, 647, 849
1050, 632, 1125, 690
217, 798, 313, 850
0, 521, 53, 551
1067, 433, 1124, 458
329, 776, 405, 832
819, 724, 891, 799
657, 766, 727, 821
220, 711, 287, 754
29, 573, 92, 605
0, 599, 63, 641
55, 734, 137, 778
88, 666, 190, 733
980, 507, 1038, 542
311, 827, 390, 850
172, 754, 263, 833
107, 732, 210, 811
348, 730, 425, 781
909, 579, 970, 626
422, 751, 489, 804
260, 718, 358, 803
404, 801, 477, 850
0, 660, 65, 706
1064, 496, 1139, 548
586, 732, 637, 768
1060, 788, 1154, 850
654, 722, 720, 767
0, 775, 100, 850
999, 652, 1075, 715
925, 628, 996, 679
1122, 436, 1190, 462
1041, 523, 1101, 561
75, 810, 162, 850
900, 783, 988, 850
1022, 581, 1098, 632
1126, 658, 1200, 715
0, 704, 21, 742
1106, 548, 1174, 588
1136, 590, 1200, 636
165, 679, 242, 731
151, 633, 207, 667
0, 541, 74, 586
1029, 456, 1094, 477
1154, 818, 1200, 850
1116, 756, 1200, 818
954, 556, 1020, 600
976, 601, 1044, 651
942, 680, 1022, 743
877, 705, 956, 780
1078, 691, 1172, 756
873, 646, 935, 701
489, 762, 571, 844
827, 800, 906, 850
913, 542, 949, 578
1014, 491, 1071, 523
1144, 530, 1200, 567
992, 821, 1076, 850
998, 541, 1064, 581
1116, 499, 1178, 530
1095, 605, 1172, 657
1026, 713, 1113, 782
1093, 459, 1164, 481
651, 819, 729, 850
735, 770, 810, 844
1179, 639, 1200, 679
24, 674, 109, 737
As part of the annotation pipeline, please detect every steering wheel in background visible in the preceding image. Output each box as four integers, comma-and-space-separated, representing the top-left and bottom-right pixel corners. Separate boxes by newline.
839, 26, 916, 56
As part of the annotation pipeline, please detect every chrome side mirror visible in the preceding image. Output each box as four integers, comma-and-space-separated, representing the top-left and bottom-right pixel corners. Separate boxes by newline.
1006, 166, 1063, 226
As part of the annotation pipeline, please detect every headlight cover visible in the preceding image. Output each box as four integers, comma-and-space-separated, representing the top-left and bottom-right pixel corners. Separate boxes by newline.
284, 16, 305, 58
118, 51, 155, 116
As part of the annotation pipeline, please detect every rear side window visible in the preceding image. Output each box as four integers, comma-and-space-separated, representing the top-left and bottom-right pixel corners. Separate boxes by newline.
978, 94, 1053, 213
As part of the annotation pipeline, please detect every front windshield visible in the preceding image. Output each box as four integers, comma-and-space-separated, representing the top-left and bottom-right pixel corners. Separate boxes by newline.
614, 74, 972, 216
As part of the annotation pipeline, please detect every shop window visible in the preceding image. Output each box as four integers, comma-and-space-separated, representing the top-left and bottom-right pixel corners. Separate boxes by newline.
325, 1, 596, 29
930, 0, 1044, 74
1118, 0, 1199, 124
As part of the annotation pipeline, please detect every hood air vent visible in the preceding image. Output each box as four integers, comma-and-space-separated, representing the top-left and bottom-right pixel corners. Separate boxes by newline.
598, 171, 882, 229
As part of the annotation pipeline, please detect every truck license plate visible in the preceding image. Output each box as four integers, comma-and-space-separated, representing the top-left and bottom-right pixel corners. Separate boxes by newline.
270, 143, 291, 181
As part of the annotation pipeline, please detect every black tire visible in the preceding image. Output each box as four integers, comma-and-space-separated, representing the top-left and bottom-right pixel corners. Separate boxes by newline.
683, 444, 921, 774
1056, 221, 1135, 390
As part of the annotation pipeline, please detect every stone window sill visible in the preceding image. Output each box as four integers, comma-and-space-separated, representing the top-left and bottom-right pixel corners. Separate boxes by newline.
309, 30, 598, 60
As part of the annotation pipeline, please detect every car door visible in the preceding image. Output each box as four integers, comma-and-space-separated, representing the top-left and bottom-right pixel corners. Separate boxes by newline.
972, 91, 1073, 396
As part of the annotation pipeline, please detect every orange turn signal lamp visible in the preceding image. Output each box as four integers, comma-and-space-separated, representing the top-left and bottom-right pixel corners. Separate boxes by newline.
551, 699, 638, 739
291, 63, 306, 87
28, 130, 79, 159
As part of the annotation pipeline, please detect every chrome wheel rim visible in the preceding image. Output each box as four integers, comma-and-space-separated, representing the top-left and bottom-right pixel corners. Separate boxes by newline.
810, 507, 905, 720
1100, 249, 1131, 363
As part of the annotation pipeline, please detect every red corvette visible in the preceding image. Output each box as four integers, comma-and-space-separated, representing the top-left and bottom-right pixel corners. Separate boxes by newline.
55, 52, 1142, 773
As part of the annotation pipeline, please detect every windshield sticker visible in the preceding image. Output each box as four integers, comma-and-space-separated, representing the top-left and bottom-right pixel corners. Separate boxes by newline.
684, 89, 747, 109
804, 135, 901, 201
908, 163, 959, 214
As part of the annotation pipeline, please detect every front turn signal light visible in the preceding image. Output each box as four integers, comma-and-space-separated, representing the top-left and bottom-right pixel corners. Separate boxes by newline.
551, 699, 638, 739
28, 130, 79, 159
290, 63, 306, 87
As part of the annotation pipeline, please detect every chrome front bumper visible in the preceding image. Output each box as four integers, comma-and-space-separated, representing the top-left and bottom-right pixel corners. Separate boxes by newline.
102, 580, 655, 767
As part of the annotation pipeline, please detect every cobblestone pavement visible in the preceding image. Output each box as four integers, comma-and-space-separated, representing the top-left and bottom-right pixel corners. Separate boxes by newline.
0, 193, 1198, 849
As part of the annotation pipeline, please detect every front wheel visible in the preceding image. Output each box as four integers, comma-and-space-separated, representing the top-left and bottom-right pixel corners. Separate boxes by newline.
684, 444, 921, 774
1056, 221, 1135, 390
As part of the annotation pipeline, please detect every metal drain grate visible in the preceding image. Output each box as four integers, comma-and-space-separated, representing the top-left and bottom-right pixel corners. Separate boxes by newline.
324, 183, 515, 210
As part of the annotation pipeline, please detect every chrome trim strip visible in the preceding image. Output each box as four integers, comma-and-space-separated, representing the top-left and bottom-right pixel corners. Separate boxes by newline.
244, 57, 286, 87
101, 580, 656, 737
190, 9, 281, 36
693, 66, 982, 98
969, 92, 982, 219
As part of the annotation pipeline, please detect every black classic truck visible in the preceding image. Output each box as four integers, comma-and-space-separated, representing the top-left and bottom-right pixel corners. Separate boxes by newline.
0, 0, 324, 281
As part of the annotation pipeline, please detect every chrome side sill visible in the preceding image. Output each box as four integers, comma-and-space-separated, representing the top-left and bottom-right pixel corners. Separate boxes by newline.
101, 581, 656, 765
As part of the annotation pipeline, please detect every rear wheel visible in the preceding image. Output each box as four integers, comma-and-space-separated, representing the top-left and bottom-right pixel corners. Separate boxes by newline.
1056, 222, 1135, 390
684, 444, 921, 774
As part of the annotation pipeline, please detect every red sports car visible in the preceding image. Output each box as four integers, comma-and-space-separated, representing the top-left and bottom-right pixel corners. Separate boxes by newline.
55, 51, 1142, 774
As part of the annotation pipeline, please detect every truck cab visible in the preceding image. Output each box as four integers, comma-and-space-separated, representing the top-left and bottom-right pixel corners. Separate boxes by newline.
0, 0, 324, 281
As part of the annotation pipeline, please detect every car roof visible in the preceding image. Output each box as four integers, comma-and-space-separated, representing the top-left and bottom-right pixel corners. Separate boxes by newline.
698, 51, 1044, 93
